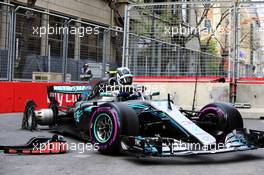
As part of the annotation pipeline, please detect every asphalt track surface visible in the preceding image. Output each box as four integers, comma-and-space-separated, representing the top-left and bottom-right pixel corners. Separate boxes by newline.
0, 113, 264, 175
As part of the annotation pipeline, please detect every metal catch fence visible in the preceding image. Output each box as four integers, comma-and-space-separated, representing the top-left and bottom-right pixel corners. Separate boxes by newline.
0, 2, 123, 82
123, 1, 234, 78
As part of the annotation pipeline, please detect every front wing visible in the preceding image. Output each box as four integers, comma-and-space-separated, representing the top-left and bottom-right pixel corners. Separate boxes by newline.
120, 129, 264, 157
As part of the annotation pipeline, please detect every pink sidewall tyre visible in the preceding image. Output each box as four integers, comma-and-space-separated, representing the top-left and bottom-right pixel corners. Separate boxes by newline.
89, 103, 139, 155
198, 102, 243, 143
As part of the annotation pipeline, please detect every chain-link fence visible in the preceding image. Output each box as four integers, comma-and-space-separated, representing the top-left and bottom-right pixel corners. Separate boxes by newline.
237, 2, 264, 78
2, 1, 264, 82
0, 2, 123, 82
0, 2, 13, 80
13, 7, 67, 81
128, 35, 225, 77
66, 20, 123, 81
123, 1, 234, 78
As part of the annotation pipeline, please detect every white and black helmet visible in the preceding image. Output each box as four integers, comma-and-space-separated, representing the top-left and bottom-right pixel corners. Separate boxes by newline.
116, 67, 133, 85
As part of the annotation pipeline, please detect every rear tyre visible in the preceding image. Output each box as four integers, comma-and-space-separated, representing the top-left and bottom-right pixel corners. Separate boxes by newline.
22, 100, 37, 130
198, 102, 243, 143
48, 101, 59, 128
89, 103, 139, 155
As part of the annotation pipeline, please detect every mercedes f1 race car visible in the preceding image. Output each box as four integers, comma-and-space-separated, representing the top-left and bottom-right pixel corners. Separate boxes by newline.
22, 67, 264, 157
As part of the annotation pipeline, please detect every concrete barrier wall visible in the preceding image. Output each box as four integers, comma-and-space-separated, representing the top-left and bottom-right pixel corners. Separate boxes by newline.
0, 82, 80, 113
0, 81, 230, 113
137, 82, 230, 110
236, 84, 264, 108
1, 81, 263, 115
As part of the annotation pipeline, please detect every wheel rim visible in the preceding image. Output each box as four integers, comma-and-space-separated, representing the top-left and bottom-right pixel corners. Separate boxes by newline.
93, 113, 113, 143
202, 112, 226, 139
204, 113, 219, 124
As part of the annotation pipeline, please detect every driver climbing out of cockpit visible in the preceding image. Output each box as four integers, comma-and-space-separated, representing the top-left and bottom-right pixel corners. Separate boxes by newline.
104, 67, 134, 86
79, 67, 135, 101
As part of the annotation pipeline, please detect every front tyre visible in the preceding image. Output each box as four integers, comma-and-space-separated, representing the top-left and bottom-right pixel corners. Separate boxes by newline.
89, 103, 139, 154
198, 102, 244, 143
91, 109, 119, 154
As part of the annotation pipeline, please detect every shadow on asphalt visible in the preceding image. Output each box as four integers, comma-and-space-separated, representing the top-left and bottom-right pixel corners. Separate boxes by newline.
18, 127, 264, 166
43, 132, 264, 166
122, 153, 264, 165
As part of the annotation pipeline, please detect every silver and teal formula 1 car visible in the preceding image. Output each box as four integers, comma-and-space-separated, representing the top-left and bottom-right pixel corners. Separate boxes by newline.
22, 68, 264, 157
22, 84, 264, 157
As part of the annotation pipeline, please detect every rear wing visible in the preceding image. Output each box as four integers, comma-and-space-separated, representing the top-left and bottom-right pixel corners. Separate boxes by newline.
47, 85, 93, 106
48, 86, 92, 94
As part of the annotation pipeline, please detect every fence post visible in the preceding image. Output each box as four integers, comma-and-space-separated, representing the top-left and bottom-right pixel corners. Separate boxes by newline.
74, 19, 81, 61
236, 6, 241, 81
228, 8, 232, 81
157, 43, 162, 76
230, 2, 240, 103
150, 9, 157, 76
125, 6, 130, 67
40, 10, 49, 57
122, 5, 128, 67
102, 29, 110, 78
62, 20, 69, 82
7, 7, 14, 81
10, 7, 17, 81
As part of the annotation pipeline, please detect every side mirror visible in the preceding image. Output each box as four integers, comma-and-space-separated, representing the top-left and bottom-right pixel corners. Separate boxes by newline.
151, 92, 160, 97
149, 92, 160, 100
